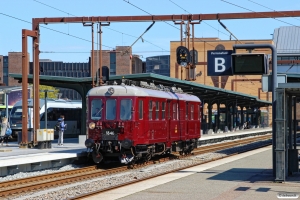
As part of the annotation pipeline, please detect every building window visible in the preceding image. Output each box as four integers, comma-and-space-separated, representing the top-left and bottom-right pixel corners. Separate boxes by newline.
110, 52, 116, 75
145, 55, 170, 77
3, 56, 8, 86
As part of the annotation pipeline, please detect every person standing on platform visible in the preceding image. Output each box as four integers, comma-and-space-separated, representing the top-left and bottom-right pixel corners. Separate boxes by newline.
57, 115, 66, 146
0, 117, 10, 146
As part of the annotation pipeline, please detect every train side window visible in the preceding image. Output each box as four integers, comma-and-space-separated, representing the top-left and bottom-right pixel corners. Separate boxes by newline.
191, 105, 194, 120
172, 103, 176, 120
139, 100, 143, 120
156, 101, 159, 120
173, 103, 178, 120
162, 102, 166, 120
176, 103, 179, 120
196, 105, 202, 122
168, 102, 170, 119
149, 100, 152, 120
186, 102, 189, 120
120, 99, 132, 120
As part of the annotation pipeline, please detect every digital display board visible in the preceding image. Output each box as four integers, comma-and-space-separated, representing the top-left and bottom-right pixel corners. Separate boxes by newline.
231, 53, 267, 75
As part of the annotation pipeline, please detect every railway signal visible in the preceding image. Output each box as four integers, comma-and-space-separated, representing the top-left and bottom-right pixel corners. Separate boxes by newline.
176, 46, 190, 67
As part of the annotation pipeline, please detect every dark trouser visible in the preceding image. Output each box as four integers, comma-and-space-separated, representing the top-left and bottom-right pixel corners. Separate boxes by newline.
58, 130, 64, 145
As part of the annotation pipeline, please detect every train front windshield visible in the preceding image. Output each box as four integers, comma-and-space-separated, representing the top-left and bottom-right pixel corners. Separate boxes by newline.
10, 106, 23, 124
90, 99, 132, 121
106, 99, 116, 120
91, 99, 103, 120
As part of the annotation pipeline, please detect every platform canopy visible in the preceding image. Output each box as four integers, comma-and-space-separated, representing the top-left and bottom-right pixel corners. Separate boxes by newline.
10, 73, 271, 108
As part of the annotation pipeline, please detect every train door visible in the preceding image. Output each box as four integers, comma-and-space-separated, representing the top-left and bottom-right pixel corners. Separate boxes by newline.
136, 98, 146, 143
166, 100, 171, 146
170, 101, 180, 141
187, 103, 197, 139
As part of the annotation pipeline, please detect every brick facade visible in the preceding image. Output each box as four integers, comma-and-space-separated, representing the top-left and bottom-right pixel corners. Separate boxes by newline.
8, 52, 28, 87
132, 55, 143, 74
91, 46, 141, 76
116, 46, 132, 75
170, 39, 273, 126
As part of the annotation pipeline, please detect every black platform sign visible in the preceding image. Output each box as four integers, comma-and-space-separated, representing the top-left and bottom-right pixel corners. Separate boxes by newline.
231, 53, 268, 75
207, 50, 233, 76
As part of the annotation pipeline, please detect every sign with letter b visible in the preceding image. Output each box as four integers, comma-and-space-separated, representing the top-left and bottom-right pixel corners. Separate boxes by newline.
207, 50, 233, 76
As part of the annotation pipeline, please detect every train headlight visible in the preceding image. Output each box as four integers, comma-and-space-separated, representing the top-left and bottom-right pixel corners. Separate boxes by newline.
107, 87, 115, 95
89, 122, 96, 130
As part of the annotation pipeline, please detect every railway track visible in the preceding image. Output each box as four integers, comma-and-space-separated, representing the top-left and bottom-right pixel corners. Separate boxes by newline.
0, 134, 272, 199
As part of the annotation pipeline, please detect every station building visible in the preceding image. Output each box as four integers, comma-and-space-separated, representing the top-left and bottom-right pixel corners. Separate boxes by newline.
146, 55, 170, 77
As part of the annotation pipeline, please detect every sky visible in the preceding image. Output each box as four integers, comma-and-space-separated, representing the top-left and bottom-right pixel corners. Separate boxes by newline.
1, 0, 300, 62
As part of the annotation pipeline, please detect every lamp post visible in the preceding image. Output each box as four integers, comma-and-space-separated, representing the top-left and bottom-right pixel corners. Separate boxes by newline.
3, 90, 11, 119
40, 90, 54, 129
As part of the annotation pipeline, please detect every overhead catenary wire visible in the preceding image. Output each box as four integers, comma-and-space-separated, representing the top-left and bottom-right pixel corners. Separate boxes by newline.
105, 27, 168, 52
0, 12, 114, 49
122, 0, 180, 30
220, 0, 300, 28
217, 20, 243, 44
247, 0, 300, 22
33, 0, 168, 52
168, 0, 230, 37
122, 21, 156, 55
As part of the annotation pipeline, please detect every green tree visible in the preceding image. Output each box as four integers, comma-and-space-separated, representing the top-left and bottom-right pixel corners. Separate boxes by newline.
39, 85, 60, 99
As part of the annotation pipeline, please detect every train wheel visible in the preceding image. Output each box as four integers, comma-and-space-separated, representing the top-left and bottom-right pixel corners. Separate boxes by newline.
92, 151, 103, 163
145, 153, 152, 162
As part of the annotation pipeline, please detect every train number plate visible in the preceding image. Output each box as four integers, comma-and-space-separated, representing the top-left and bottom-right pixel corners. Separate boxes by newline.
102, 129, 118, 140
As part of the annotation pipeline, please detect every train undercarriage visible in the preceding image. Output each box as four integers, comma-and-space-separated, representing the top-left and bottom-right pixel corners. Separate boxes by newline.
85, 138, 198, 164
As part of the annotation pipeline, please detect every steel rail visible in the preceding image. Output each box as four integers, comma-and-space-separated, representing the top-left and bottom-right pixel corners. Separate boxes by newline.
70, 135, 273, 200
0, 134, 272, 198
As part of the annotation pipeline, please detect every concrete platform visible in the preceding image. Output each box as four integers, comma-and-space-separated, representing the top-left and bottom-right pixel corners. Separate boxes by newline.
90, 147, 300, 200
199, 127, 272, 145
0, 128, 273, 177
0, 138, 87, 176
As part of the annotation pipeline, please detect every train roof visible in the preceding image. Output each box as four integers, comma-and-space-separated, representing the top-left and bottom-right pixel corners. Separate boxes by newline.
87, 85, 201, 102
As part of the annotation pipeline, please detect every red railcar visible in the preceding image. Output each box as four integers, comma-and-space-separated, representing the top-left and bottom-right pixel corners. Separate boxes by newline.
85, 81, 201, 164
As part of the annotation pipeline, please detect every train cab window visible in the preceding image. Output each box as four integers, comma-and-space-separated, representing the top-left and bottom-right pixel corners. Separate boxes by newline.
139, 100, 143, 120
91, 99, 103, 120
106, 99, 116, 120
155, 101, 159, 120
190, 105, 194, 120
120, 99, 132, 120
149, 100, 152, 120
162, 102, 166, 120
